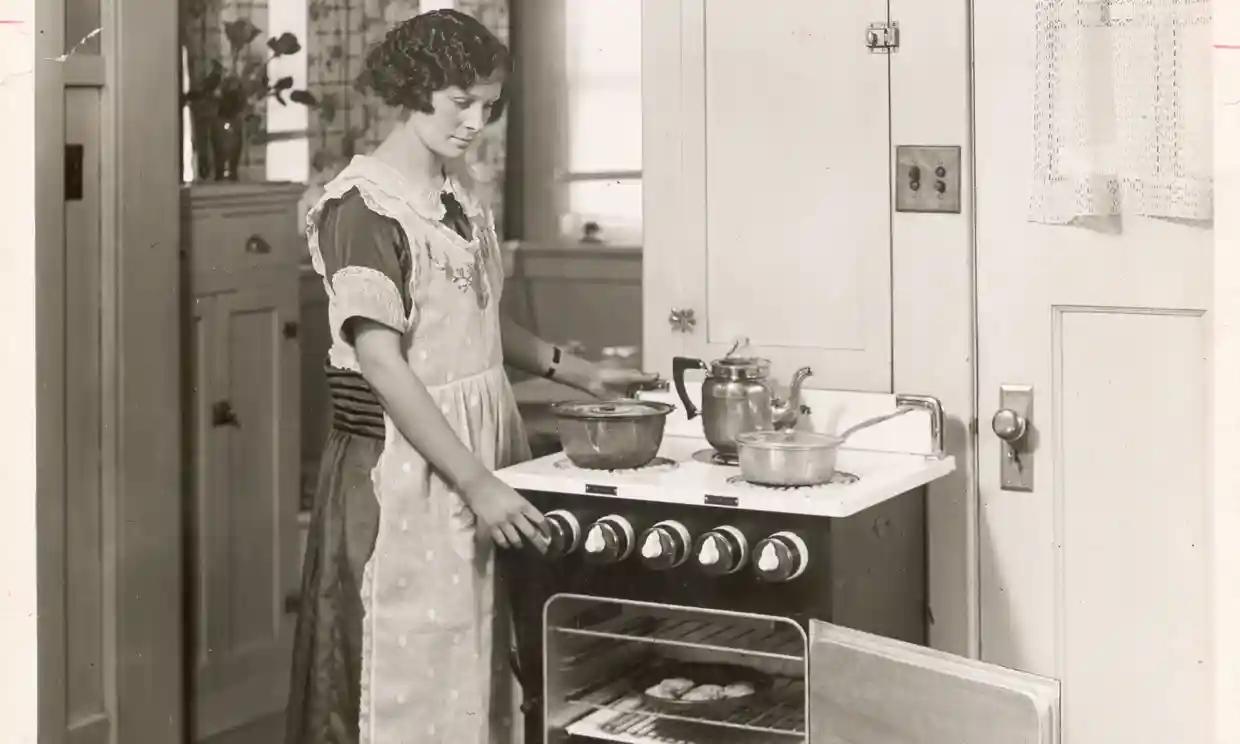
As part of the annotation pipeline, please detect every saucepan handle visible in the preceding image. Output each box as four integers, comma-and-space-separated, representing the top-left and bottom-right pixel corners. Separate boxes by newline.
837, 405, 917, 442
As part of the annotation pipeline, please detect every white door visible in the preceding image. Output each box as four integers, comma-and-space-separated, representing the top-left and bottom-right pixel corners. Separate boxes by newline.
974, 4, 1213, 742
642, 0, 893, 392
38, 0, 184, 740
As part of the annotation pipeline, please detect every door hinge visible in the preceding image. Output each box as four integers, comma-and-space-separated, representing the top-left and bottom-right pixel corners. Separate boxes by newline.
283, 321, 299, 339
865, 21, 900, 53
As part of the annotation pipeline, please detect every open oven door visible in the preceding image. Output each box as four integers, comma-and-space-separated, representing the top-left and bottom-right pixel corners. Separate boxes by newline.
809, 621, 1060, 743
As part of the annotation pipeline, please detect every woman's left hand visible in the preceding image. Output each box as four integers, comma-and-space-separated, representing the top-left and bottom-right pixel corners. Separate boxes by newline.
585, 367, 661, 399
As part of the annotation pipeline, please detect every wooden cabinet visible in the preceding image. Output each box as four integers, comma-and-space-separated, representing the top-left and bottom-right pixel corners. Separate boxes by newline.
642, 0, 894, 392
183, 182, 304, 741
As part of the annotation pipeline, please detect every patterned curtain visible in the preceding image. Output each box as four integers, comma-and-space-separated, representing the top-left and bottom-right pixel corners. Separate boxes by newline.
303, 0, 511, 235
1030, 0, 1213, 224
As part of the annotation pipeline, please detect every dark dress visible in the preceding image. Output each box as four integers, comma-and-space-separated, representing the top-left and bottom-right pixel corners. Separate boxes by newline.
284, 189, 411, 744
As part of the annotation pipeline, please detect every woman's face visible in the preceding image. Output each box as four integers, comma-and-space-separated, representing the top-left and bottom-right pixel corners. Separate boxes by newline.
408, 78, 504, 159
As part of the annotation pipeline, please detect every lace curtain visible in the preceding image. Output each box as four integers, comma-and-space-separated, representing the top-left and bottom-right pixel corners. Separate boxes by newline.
1030, 0, 1214, 224
303, 0, 511, 234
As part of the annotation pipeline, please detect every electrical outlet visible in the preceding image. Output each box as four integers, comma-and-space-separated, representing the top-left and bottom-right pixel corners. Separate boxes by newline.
895, 145, 962, 213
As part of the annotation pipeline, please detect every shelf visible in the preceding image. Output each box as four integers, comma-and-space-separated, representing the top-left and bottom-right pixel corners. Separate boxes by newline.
552, 613, 804, 662
565, 674, 805, 741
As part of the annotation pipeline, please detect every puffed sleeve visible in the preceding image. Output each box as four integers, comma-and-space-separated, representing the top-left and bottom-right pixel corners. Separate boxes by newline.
316, 187, 413, 343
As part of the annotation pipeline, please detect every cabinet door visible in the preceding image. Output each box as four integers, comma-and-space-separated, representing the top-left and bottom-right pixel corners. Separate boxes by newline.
194, 281, 301, 740
643, 0, 893, 391
809, 620, 1060, 743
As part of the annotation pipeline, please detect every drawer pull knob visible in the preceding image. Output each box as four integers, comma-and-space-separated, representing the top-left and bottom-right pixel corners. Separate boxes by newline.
245, 234, 272, 254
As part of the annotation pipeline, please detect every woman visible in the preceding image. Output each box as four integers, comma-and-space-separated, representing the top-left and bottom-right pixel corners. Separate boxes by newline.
284, 9, 654, 743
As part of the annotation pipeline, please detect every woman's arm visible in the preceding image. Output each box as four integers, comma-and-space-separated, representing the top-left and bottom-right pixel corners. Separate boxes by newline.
500, 315, 659, 397
351, 319, 548, 550
500, 315, 599, 393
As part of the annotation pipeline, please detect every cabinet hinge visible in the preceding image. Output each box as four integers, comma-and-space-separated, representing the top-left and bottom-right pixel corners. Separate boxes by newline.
865, 21, 900, 53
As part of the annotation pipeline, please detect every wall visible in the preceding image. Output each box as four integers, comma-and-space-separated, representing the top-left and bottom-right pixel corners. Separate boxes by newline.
1, 1, 39, 740
889, 0, 978, 657
501, 246, 643, 362
1213, 7, 1240, 742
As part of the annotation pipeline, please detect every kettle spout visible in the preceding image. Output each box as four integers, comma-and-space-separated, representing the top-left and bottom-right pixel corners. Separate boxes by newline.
772, 366, 814, 428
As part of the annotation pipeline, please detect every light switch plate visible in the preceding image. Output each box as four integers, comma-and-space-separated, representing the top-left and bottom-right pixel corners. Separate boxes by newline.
895, 145, 962, 214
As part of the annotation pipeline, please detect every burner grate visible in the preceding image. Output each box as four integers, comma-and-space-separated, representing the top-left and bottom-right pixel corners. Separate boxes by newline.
725, 471, 859, 490
553, 456, 680, 474
691, 449, 739, 467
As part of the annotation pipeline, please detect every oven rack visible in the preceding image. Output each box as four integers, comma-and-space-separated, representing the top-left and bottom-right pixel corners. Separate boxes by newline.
551, 613, 805, 662
565, 671, 805, 741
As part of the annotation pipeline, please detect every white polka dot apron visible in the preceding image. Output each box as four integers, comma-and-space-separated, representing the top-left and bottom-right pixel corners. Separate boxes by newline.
307, 155, 531, 744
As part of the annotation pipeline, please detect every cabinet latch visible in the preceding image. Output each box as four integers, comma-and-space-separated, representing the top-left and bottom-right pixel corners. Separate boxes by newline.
865, 21, 899, 53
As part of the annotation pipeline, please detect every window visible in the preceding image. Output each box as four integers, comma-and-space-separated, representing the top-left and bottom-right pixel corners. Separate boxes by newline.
515, 0, 643, 248
561, 0, 642, 246
180, 0, 309, 184
264, 0, 309, 183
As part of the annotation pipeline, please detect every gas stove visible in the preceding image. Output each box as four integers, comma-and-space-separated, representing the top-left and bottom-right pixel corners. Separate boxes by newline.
497, 389, 953, 519
497, 388, 956, 742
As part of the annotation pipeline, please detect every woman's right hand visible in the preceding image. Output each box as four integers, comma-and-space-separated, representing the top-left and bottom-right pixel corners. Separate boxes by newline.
460, 472, 550, 552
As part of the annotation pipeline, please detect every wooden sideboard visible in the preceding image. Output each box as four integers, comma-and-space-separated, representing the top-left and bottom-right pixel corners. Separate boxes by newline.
182, 181, 304, 742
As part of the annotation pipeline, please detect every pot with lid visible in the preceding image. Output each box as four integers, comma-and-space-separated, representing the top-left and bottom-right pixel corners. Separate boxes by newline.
672, 351, 813, 457
552, 399, 674, 470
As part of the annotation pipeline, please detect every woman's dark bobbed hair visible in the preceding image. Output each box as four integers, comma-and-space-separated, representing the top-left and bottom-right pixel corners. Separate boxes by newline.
357, 9, 511, 123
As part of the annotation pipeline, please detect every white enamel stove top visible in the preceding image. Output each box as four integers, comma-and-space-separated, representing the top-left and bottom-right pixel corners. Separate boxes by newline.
496, 388, 956, 518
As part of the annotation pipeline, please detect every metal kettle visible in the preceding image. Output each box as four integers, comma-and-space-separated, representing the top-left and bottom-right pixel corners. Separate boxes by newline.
672, 351, 813, 457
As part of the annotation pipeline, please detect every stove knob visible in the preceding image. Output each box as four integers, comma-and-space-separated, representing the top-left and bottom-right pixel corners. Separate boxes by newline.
753, 531, 809, 583
583, 515, 635, 564
694, 526, 749, 576
638, 520, 692, 570
542, 509, 582, 559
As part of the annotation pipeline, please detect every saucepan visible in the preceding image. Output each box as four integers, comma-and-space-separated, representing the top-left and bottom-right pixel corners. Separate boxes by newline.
735, 406, 916, 487
552, 399, 675, 470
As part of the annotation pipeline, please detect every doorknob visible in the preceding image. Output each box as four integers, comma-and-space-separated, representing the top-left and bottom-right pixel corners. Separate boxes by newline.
991, 408, 1027, 443
212, 400, 240, 428
994, 385, 1033, 492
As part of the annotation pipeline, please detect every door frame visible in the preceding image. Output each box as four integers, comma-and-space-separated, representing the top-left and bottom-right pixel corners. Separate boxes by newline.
33, 0, 184, 740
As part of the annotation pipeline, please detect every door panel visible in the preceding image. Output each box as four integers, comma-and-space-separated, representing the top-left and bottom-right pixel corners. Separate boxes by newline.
809, 620, 1058, 743
1053, 309, 1209, 742
64, 83, 109, 744
642, 0, 892, 392
974, 2, 1213, 741
195, 282, 300, 739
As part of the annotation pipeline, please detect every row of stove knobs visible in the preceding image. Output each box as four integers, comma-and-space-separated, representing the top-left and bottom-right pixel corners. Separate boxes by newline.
542, 510, 809, 583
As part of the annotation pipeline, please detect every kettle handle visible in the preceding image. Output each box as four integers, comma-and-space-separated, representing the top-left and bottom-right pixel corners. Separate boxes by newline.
672, 357, 707, 420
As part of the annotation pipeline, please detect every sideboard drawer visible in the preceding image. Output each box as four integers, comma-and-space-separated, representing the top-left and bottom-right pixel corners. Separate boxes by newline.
184, 182, 306, 281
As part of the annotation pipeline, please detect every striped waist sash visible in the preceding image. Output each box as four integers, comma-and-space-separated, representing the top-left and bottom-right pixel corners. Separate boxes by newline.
326, 365, 385, 440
